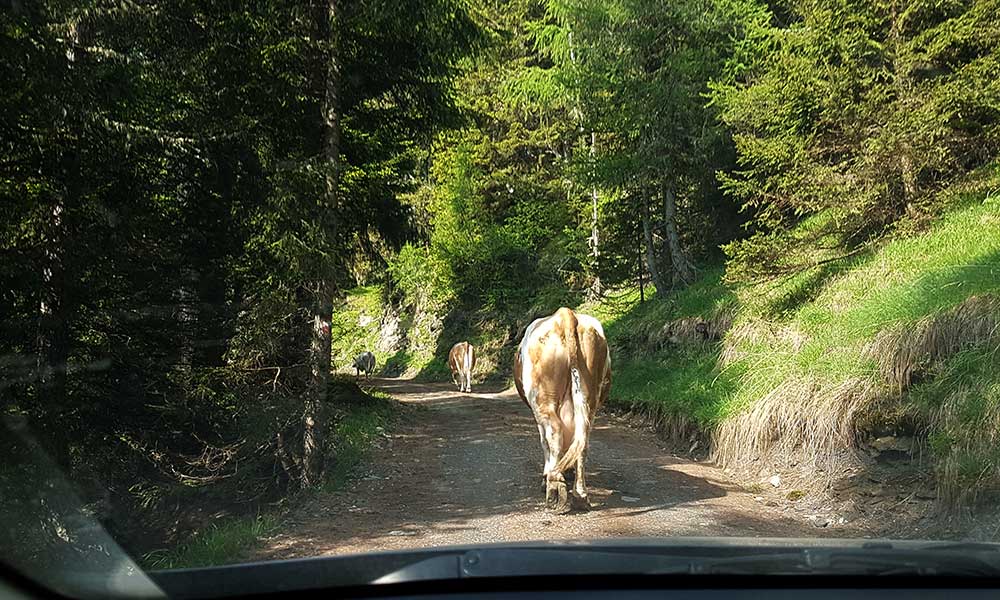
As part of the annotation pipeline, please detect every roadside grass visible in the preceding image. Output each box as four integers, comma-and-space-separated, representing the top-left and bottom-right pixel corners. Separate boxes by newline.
585, 164, 1000, 505
141, 379, 399, 570
141, 514, 279, 570
608, 348, 736, 432
414, 356, 452, 381
323, 383, 398, 491
909, 346, 1000, 508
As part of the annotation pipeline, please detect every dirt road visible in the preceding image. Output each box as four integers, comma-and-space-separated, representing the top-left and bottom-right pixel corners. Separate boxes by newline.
257, 379, 821, 559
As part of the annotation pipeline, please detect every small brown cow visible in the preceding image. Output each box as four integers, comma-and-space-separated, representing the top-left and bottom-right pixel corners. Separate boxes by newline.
513, 307, 611, 513
448, 341, 476, 393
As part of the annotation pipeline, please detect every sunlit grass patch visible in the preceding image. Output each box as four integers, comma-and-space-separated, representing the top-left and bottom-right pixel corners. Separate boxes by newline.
142, 514, 278, 570
589, 267, 737, 434
714, 190, 1000, 457
609, 348, 735, 431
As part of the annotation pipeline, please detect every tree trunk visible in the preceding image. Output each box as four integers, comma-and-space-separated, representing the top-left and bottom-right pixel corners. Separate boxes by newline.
300, 0, 342, 488
35, 15, 89, 471
570, 28, 600, 301
637, 247, 645, 303
889, 0, 917, 207
197, 157, 236, 368
174, 267, 199, 373
640, 192, 666, 295
36, 195, 71, 470
586, 132, 601, 300
662, 186, 695, 287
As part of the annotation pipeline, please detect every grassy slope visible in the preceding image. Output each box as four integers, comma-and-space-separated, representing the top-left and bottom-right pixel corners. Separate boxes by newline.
728, 186, 1000, 415
142, 379, 398, 569
584, 165, 1000, 503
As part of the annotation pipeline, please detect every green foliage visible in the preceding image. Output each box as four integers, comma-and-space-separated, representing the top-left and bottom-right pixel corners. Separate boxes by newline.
548, 0, 750, 285
1, 0, 479, 558
389, 244, 457, 314
714, 0, 1000, 281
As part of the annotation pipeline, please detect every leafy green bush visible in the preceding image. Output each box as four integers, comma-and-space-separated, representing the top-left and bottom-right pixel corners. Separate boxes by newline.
389, 244, 457, 315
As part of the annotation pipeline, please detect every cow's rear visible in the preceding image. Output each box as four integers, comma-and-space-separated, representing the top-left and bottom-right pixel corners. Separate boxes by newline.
448, 341, 475, 393
513, 307, 611, 513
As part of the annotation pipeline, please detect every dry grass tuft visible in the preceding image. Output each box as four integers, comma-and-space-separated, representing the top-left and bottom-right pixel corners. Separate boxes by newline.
625, 403, 704, 449
934, 384, 1000, 508
654, 307, 736, 350
712, 295, 999, 476
911, 343, 1000, 509
869, 294, 1000, 392
711, 377, 879, 470
718, 320, 806, 368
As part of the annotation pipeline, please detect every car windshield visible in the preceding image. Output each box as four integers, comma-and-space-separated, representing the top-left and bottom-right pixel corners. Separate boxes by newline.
3, 0, 1000, 597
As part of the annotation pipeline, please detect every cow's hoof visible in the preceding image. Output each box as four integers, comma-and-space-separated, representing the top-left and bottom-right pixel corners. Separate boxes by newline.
570, 493, 592, 511
545, 481, 570, 514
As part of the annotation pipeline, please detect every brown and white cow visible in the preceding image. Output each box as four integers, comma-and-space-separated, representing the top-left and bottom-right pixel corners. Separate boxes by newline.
448, 341, 476, 393
513, 307, 611, 513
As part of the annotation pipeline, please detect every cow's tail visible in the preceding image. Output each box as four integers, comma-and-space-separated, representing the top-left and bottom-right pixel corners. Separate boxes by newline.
464, 344, 473, 390
555, 308, 589, 474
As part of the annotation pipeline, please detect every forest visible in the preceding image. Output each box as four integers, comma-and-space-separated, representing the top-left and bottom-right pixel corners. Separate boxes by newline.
3, 0, 1000, 564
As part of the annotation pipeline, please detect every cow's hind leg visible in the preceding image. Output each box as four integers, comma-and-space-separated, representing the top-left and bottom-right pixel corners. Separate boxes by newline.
542, 421, 569, 513
570, 446, 592, 510
536, 423, 549, 488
